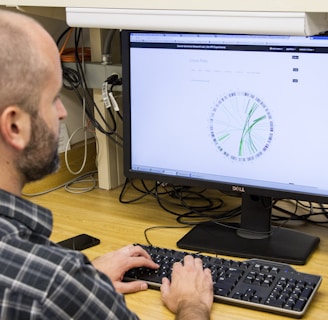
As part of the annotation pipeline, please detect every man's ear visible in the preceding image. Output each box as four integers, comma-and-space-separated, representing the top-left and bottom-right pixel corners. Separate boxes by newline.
0, 106, 31, 151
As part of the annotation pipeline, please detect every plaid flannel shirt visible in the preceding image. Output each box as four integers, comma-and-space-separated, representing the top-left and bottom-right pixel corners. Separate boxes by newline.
0, 189, 139, 320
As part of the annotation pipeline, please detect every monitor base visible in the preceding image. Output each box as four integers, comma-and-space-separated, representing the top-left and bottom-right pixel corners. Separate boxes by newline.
177, 221, 320, 265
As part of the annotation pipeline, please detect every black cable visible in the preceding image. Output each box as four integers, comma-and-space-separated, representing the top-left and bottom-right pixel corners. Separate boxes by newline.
154, 183, 224, 219
119, 178, 158, 204
119, 179, 244, 245
121, 179, 328, 246
58, 28, 123, 146
62, 66, 81, 90
119, 178, 239, 225
108, 78, 123, 121
74, 29, 118, 136
144, 225, 191, 246
272, 200, 328, 225
56, 26, 72, 47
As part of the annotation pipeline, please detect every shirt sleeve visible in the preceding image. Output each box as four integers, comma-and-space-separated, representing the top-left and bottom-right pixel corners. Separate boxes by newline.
42, 250, 140, 320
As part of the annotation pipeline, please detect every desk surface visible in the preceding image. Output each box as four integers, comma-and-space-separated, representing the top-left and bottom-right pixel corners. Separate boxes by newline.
28, 185, 328, 320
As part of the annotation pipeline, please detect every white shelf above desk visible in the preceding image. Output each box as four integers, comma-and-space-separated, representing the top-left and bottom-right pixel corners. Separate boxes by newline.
2, 0, 328, 12
2, 1, 328, 35
66, 9, 328, 36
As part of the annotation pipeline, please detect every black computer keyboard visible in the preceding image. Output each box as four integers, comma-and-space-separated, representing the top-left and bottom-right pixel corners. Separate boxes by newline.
124, 244, 322, 318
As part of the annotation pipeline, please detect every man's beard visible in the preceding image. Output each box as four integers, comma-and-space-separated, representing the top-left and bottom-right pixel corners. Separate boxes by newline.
17, 115, 60, 183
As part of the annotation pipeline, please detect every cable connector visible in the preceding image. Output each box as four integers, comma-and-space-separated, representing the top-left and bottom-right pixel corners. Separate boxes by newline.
102, 81, 111, 108
103, 73, 122, 111
109, 92, 120, 111
106, 73, 119, 84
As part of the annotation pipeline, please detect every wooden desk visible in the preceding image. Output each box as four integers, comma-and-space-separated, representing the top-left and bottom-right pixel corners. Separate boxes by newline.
28, 186, 328, 320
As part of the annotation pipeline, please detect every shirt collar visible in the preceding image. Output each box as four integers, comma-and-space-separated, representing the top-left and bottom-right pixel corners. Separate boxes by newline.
0, 189, 53, 237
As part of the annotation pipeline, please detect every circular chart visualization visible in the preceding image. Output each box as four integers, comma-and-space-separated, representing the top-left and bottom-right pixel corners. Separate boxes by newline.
209, 91, 273, 162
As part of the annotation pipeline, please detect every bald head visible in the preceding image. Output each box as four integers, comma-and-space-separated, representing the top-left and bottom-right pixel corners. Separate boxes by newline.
0, 10, 61, 114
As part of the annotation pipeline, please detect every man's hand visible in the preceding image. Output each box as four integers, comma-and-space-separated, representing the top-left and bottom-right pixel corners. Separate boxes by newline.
160, 255, 213, 320
92, 244, 159, 294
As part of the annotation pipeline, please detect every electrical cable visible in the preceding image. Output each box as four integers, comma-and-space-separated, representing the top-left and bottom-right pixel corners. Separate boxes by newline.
73, 28, 123, 144
119, 178, 328, 245
58, 27, 123, 147
22, 170, 98, 197
120, 178, 237, 223
64, 172, 98, 194
102, 29, 116, 64
58, 26, 91, 63
144, 225, 191, 247
61, 30, 94, 175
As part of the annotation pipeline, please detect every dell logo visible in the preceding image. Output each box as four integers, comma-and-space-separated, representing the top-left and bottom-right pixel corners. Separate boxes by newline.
232, 186, 245, 193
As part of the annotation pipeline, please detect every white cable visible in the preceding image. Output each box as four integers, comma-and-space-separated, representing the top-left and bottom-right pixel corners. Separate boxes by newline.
64, 126, 88, 175
64, 32, 94, 175
22, 170, 98, 197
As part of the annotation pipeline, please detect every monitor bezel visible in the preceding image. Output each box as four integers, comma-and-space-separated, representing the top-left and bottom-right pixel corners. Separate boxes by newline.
122, 29, 328, 205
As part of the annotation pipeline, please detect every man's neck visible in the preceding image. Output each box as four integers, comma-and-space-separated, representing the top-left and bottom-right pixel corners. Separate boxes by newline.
0, 164, 24, 196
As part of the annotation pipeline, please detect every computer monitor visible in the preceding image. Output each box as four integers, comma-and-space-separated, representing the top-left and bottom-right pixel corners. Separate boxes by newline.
121, 30, 328, 265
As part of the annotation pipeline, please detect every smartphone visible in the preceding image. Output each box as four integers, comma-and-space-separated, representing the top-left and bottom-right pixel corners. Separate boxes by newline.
57, 234, 100, 251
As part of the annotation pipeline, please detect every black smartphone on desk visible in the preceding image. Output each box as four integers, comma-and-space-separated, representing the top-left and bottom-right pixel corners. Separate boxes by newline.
57, 234, 100, 251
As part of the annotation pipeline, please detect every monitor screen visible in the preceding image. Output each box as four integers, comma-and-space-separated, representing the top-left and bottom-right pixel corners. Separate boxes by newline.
121, 30, 326, 264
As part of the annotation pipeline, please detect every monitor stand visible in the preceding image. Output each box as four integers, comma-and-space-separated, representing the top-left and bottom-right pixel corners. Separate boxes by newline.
177, 194, 320, 265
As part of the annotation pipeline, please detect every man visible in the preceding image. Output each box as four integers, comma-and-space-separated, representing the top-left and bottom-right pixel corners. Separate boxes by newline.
0, 9, 213, 320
